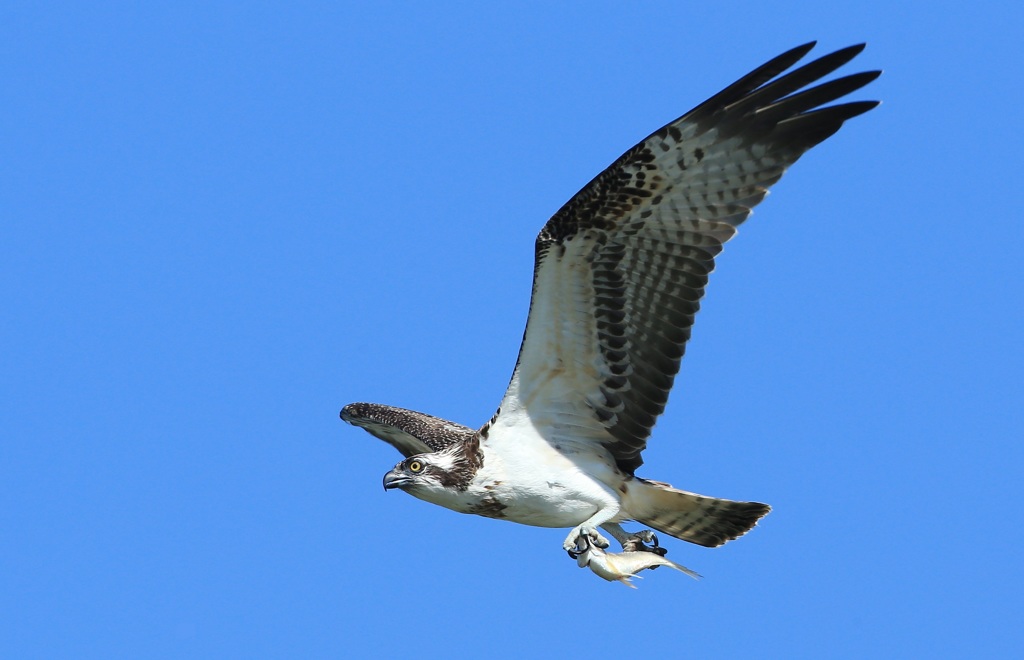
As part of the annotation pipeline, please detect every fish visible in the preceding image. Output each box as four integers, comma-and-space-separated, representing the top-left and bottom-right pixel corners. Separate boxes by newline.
573, 535, 702, 588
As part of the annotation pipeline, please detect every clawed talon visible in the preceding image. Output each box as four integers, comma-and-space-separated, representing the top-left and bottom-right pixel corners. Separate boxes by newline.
621, 529, 668, 557
571, 534, 593, 564
563, 525, 610, 554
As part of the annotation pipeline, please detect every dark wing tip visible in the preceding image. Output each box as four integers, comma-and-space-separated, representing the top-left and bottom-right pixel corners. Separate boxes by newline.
840, 98, 882, 117
686, 41, 818, 118
829, 42, 867, 61
340, 402, 368, 423
681, 42, 880, 139
783, 40, 819, 60
710, 43, 880, 153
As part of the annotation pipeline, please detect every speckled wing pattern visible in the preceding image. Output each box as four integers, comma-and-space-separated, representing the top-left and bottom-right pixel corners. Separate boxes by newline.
492, 43, 879, 474
340, 402, 476, 458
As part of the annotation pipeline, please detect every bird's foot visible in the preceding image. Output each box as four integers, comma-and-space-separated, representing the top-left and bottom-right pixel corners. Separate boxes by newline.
564, 524, 610, 558
621, 529, 668, 557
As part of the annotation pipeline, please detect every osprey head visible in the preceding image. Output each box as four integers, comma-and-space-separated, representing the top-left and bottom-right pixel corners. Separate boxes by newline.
381, 444, 480, 501
382, 454, 443, 492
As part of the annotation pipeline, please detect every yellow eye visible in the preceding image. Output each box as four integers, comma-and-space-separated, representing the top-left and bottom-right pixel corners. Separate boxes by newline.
408, 460, 423, 473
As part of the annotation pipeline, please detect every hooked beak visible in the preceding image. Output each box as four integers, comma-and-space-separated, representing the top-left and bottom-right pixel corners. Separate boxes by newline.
383, 468, 412, 491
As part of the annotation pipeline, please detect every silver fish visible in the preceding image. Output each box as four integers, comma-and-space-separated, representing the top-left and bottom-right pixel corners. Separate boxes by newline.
573, 536, 701, 588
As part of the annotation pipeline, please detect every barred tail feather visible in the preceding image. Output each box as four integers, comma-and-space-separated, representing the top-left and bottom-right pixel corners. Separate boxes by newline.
625, 478, 770, 548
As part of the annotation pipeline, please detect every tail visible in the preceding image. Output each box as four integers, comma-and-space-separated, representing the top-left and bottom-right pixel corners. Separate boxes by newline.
624, 478, 771, 548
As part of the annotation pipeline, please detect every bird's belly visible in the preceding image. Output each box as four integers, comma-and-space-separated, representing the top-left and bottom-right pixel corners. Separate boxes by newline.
461, 436, 624, 528
476, 481, 602, 528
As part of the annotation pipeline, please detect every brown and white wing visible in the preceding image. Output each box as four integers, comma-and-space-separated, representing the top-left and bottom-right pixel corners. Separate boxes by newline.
341, 402, 476, 458
489, 43, 879, 474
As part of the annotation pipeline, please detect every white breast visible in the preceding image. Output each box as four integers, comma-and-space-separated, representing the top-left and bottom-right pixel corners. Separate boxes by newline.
469, 403, 625, 528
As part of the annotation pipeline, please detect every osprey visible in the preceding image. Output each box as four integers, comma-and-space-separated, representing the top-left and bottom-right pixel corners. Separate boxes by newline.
342, 42, 879, 583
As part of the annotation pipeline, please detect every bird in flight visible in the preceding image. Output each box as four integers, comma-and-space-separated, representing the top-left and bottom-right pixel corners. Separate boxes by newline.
342, 42, 879, 584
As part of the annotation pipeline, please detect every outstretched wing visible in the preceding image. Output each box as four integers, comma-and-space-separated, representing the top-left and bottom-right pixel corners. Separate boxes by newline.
341, 403, 476, 457
490, 43, 879, 474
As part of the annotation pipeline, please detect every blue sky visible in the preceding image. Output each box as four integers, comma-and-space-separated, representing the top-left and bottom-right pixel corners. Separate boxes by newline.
3, 2, 1022, 657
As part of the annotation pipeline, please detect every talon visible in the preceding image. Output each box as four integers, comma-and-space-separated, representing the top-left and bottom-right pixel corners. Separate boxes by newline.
646, 531, 668, 556
568, 534, 592, 561
564, 525, 610, 552
622, 529, 669, 555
